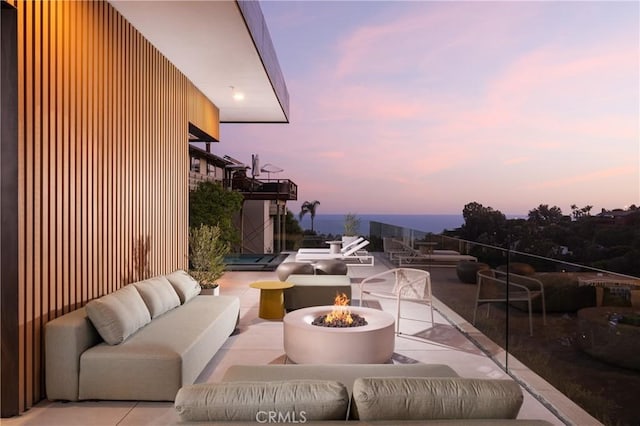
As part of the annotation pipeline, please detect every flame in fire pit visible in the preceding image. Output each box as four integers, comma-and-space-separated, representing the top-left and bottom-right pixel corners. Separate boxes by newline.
324, 293, 353, 325
311, 293, 368, 327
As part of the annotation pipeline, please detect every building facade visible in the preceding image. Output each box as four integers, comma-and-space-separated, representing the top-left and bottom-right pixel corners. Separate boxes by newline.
0, 0, 288, 416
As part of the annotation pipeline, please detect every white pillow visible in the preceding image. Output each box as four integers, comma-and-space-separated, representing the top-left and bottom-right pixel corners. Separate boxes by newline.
132, 276, 181, 318
85, 285, 151, 345
165, 270, 201, 304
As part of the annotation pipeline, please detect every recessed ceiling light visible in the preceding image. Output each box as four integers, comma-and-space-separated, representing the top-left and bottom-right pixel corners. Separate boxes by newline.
230, 86, 245, 101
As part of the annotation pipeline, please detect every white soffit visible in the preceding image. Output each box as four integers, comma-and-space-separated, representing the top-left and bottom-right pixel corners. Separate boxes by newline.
109, 0, 288, 123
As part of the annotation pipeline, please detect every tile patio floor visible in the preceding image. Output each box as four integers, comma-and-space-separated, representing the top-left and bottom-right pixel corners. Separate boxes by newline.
4, 253, 601, 425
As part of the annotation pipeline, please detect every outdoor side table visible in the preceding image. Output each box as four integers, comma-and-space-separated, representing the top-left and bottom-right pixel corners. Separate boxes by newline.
578, 276, 640, 307
250, 280, 294, 320
325, 240, 343, 254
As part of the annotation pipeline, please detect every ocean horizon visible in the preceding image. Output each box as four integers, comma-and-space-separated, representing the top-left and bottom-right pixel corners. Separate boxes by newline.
297, 214, 465, 236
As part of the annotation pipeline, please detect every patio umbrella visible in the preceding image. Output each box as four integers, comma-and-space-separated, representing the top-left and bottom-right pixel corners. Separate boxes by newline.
260, 163, 284, 180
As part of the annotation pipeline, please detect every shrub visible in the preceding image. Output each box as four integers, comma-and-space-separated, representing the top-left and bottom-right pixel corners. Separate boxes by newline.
189, 224, 229, 287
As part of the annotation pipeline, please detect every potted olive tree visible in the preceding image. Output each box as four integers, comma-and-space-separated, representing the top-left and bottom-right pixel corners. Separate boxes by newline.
189, 224, 229, 295
342, 213, 361, 247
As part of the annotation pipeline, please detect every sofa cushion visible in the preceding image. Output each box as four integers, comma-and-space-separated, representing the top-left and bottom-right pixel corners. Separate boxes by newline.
165, 270, 201, 304
351, 377, 523, 421
85, 285, 151, 345
174, 380, 349, 422
132, 276, 181, 318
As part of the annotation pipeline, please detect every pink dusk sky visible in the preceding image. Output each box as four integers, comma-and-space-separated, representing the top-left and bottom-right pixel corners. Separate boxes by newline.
217, 1, 639, 216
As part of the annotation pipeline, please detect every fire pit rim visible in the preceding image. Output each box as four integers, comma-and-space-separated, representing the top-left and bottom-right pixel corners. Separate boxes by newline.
285, 306, 395, 333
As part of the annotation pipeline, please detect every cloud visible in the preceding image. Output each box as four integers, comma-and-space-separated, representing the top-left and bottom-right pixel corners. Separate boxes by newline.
504, 157, 530, 166
317, 151, 345, 159
525, 166, 637, 190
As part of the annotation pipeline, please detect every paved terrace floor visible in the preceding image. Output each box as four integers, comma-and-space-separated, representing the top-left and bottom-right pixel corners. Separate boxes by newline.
4, 253, 600, 426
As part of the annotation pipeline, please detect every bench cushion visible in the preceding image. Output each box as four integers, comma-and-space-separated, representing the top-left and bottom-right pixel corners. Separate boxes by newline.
351, 377, 523, 421
175, 380, 349, 422
85, 285, 151, 345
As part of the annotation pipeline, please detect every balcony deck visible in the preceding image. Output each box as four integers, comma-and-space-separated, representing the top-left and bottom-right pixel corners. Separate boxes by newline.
232, 178, 298, 201
4, 253, 598, 425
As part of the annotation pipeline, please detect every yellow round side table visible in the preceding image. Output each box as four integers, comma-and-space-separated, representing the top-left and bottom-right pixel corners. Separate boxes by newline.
250, 281, 294, 320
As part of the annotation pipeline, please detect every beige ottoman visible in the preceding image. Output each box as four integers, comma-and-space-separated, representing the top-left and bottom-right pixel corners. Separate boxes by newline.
314, 259, 348, 275
284, 274, 352, 311
276, 261, 314, 281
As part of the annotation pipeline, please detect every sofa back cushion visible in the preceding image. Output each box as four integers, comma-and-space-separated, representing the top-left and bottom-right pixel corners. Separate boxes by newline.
174, 380, 349, 422
85, 285, 151, 345
132, 276, 181, 318
351, 377, 523, 421
165, 270, 201, 304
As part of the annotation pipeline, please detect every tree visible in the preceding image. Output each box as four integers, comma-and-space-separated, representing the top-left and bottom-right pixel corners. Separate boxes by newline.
528, 204, 563, 226
460, 202, 507, 243
299, 200, 321, 232
343, 212, 361, 236
284, 209, 304, 250
570, 204, 593, 221
189, 181, 244, 247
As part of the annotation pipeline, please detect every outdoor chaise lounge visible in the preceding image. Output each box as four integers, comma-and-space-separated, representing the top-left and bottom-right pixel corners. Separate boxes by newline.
398, 252, 478, 267
383, 238, 416, 261
387, 240, 475, 267
297, 236, 365, 254
296, 239, 374, 266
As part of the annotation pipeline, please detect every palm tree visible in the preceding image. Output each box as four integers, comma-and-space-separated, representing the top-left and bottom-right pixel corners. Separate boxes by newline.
299, 200, 321, 232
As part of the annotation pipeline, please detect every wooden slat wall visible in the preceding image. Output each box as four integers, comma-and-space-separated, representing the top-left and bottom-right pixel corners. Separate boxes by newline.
10, 0, 219, 411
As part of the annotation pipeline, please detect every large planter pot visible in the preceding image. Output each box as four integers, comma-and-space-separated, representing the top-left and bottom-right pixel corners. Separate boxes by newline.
200, 286, 220, 296
578, 307, 640, 371
456, 261, 490, 284
497, 262, 536, 276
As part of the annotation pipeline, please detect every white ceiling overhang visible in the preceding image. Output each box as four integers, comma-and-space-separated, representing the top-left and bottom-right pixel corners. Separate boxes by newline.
109, 0, 289, 124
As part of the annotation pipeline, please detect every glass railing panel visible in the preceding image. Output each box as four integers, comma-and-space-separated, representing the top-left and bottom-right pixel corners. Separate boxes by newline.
369, 220, 640, 425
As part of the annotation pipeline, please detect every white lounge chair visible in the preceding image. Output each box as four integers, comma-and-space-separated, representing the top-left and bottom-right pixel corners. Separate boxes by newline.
297, 237, 365, 254
295, 239, 374, 265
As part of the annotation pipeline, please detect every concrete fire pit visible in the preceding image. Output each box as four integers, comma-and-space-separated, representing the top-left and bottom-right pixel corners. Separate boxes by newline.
283, 306, 395, 364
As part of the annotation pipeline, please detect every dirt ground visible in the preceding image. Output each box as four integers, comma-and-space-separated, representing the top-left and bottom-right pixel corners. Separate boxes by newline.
427, 267, 640, 426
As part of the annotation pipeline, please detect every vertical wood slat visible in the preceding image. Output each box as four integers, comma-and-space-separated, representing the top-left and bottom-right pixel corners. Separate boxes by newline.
24, 0, 34, 409
12, 0, 217, 412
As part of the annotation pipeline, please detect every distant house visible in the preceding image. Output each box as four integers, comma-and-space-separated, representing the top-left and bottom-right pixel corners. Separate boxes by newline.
595, 209, 640, 226
188, 144, 297, 254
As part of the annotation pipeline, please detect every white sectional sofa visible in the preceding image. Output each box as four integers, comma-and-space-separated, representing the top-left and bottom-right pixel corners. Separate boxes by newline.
45, 270, 240, 402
